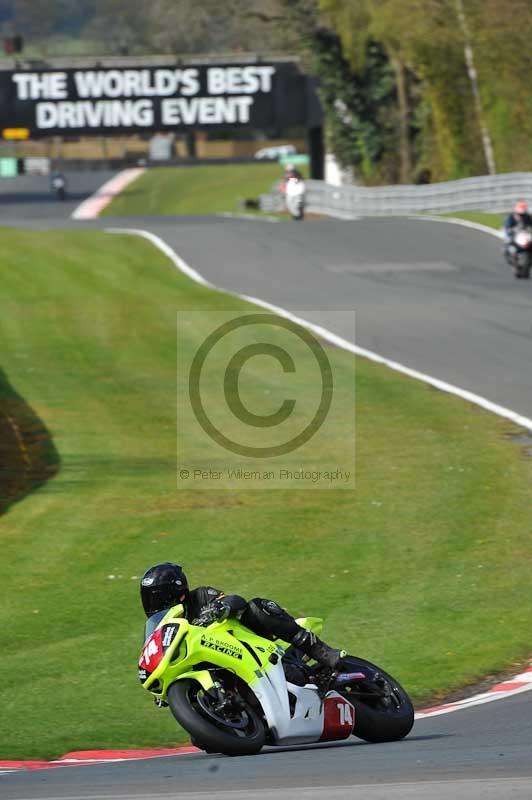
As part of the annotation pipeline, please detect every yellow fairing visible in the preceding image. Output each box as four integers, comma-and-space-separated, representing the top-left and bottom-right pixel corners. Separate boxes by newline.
141, 605, 304, 701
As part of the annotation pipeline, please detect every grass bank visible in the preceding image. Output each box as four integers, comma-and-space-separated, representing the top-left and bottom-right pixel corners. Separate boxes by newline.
1, 227, 532, 758
102, 163, 282, 216
442, 211, 505, 229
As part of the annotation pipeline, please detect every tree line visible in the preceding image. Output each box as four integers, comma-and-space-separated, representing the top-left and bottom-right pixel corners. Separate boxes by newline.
279, 0, 532, 183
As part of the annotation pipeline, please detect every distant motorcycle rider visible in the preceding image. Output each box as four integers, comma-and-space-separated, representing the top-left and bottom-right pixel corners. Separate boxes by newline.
281, 162, 304, 190
50, 172, 67, 200
140, 562, 344, 670
504, 201, 532, 265
504, 201, 532, 240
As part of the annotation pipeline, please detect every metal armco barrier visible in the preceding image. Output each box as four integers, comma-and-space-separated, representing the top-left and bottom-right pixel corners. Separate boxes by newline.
260, 172, 532, 217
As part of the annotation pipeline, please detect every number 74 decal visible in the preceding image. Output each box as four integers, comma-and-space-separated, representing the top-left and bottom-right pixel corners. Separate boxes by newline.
320, 695, 355, 740
337, 701, 354, 727
143, 639, 159, 665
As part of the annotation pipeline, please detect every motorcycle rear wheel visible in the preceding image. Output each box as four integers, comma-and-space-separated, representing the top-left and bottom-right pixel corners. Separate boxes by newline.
167, 679, 266, 756
337, 656, 414, 743
515, 253, 531, 278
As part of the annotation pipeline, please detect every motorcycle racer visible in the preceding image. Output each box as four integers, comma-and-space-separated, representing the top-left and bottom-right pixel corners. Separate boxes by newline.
281, 162, 304, 184
140, 562, 344, 669
280, 163, 306, 220
280, 163, 303, 191
503, 201, 532, 269
504, 201, 532, 241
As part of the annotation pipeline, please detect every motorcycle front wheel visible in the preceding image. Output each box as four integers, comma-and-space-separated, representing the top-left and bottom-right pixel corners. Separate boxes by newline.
337, 655, 414, 743
167, 679, 266, 756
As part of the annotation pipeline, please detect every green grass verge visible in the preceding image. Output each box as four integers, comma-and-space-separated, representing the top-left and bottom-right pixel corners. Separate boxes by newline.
442, 211, 505, 229
1, 227, 532, 759
102, 163, 284, 217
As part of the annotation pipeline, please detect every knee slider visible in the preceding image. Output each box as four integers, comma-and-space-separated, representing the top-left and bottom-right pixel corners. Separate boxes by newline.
250, 597, 283, 617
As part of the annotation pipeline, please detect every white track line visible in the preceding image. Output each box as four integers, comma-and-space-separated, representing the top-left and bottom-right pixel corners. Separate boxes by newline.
415, 665, 532, 719
71, 168, 145, 220
105, 225, 532, 434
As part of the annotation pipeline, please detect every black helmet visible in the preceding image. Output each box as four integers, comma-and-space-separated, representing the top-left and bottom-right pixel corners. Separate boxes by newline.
140, 562, 189, 617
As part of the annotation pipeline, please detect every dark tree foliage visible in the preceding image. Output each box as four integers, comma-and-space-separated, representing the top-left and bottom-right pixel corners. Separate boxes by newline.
309, 28, 397, 177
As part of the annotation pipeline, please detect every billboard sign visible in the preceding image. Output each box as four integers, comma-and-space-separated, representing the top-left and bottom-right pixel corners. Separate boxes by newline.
0, 62, 321, 137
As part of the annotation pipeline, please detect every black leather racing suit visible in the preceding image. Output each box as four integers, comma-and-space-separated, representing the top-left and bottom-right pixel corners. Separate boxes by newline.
145, 586, 341, 668
186, 586, 303, 643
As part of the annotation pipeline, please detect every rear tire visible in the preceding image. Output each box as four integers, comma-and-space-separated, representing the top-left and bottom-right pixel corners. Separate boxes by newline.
516, 253, 531, 278
338, 656, 414, 743
190, 737, 218, 754
167, 680, 265, 756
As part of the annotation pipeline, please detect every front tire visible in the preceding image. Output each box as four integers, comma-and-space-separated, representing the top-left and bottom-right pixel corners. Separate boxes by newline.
338, 656, 414, 743
167, 680, 265, 756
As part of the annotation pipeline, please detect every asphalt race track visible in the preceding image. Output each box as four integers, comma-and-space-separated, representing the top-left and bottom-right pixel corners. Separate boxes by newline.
112, 214, 532, 421
3, 693, 532, 799
2, 178, 532, 799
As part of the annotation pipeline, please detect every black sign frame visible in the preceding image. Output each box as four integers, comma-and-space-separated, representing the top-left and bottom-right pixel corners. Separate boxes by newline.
0, 61, 321, 138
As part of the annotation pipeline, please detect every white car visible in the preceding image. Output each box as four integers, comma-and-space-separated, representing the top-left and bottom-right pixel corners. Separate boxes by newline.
254, 144, 297, 160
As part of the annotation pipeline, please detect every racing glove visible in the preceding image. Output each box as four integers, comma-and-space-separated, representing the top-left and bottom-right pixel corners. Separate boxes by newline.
194, 599, 231, 627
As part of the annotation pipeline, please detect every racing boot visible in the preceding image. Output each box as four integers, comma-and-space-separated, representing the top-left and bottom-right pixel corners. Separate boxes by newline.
292, 629, 345, 670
